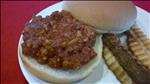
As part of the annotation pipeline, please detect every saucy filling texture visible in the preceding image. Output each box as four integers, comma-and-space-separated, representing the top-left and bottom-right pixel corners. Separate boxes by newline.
22, 10, 97, 70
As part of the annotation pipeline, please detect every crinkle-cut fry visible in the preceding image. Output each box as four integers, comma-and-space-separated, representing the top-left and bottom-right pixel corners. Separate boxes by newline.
103, 47, 133, 84
128, 37, 150, 69
103, 33, 150, 83
131, 28, 150, 51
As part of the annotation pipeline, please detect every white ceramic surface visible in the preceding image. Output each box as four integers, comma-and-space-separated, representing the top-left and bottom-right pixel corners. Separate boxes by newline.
18, 1, 150, 84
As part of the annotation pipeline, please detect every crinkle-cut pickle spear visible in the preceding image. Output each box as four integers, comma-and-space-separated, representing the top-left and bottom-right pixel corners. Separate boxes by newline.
126, 30, 150, 69
102, 33, 150, 84
103, 47, 132, 84
131, 28, 150, 51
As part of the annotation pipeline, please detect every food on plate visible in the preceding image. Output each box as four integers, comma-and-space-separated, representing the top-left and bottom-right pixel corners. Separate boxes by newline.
102, 29, 150, 84
129, 27, 150, 51
126, 28, 150, 69
103, 47, 132, 84
20, 10, 102, 83
19, 1, 150, 83
62, 1, 137, 33
22, 10, 97, 70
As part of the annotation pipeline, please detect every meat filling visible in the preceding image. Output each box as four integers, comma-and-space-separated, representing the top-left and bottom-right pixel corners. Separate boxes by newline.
22, 10, 97, 70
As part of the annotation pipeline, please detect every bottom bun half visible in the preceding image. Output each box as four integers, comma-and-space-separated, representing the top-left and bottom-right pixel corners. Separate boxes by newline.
18, 35, 103, 83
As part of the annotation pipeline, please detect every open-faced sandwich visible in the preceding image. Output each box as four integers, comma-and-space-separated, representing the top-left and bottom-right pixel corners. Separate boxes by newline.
18, 1, 150, 84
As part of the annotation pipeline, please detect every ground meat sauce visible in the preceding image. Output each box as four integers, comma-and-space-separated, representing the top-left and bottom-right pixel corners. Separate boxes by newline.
22, 10, 97, 70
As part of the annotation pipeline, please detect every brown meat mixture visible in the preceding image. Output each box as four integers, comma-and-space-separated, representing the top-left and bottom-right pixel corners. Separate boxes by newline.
22, 10, 97, 70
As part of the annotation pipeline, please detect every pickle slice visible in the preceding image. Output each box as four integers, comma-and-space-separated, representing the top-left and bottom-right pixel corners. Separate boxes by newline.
103, 47, 132, 84
131, 28, 150, 51
126, 28, 150, 69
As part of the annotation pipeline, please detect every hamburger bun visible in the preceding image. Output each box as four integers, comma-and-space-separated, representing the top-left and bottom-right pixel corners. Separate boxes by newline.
19, 35, 103, 83
62, 1, 137, 33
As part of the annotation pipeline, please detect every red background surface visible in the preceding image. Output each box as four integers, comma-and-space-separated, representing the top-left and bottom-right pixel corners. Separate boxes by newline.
1, 1, 150, 84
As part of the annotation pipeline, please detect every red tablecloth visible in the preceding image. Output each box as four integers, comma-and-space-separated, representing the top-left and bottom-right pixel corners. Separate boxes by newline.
1, 1, 150, 84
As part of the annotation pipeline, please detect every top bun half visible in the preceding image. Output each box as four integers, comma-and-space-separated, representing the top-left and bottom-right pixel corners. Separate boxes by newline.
62, 1, 137, 33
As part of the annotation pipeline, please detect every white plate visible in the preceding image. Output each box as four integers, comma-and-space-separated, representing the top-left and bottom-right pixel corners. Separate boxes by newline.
18, 1, 150, 84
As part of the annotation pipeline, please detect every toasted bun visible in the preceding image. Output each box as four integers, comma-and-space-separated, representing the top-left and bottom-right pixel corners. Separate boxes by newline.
19, 35, 103, 83
62, 1, 137, 33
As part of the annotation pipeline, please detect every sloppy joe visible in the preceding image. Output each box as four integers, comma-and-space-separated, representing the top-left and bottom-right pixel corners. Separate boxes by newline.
22, 10, 97, 70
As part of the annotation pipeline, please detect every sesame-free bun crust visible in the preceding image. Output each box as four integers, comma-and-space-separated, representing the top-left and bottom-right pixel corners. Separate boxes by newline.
62, 1, 137, 33
19, 35, 103, 83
